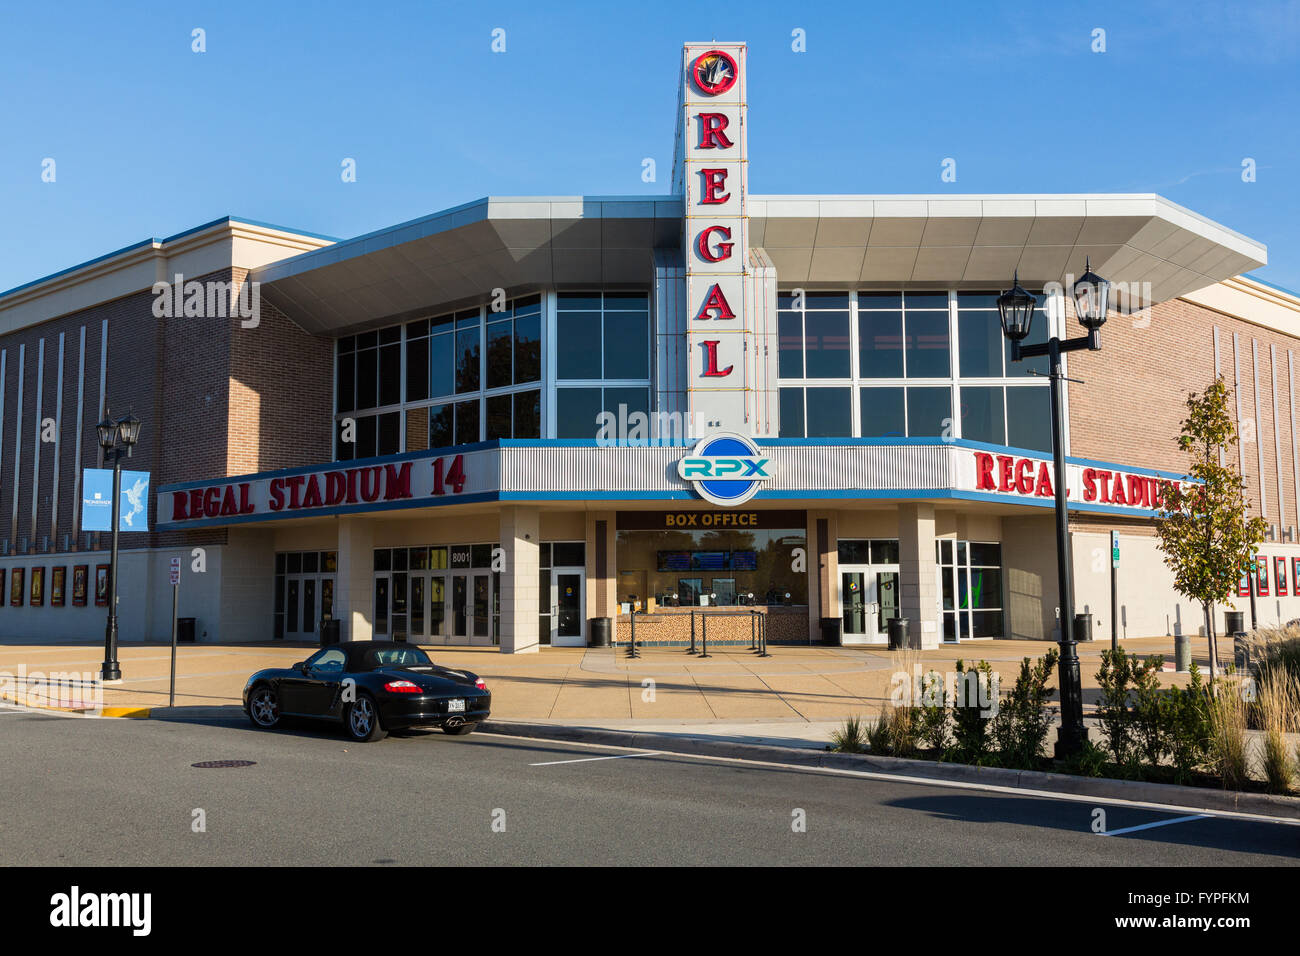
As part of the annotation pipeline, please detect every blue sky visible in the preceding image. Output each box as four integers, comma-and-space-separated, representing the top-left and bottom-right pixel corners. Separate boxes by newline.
1, 0, 1297, 294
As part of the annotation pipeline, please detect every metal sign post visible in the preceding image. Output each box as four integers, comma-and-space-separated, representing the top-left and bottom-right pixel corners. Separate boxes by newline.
168, 556, 181, 707
1110, 530, 1119, 653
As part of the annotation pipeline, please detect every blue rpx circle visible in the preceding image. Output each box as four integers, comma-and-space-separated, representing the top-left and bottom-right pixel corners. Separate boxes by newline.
697, 436, 759, 502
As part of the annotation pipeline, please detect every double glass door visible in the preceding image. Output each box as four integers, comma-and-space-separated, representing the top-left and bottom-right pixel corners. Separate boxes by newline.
385, 571, 492, 645
839, 565, 900, 644
283, 575, 334, 640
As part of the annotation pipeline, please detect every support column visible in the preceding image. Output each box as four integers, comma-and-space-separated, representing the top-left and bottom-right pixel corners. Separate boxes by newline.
807, 510, 837, 643
899, 503, 940, 649
335, 517, 374, 642
499, 506, 540, 654
585, 510, 616, 620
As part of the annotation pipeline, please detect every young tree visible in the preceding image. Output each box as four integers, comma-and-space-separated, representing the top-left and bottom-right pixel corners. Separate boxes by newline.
1154, 376, 1266, 681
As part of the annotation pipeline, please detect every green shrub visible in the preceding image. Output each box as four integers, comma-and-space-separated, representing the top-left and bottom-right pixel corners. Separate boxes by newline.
916, 670, 950, 753
949, 659, 997, 765
1166, 665, 1212, 784
866, 705, 920, 757
1060, 739, 1109, 778
829, 714, 867, 753
990, 648, 1059, 769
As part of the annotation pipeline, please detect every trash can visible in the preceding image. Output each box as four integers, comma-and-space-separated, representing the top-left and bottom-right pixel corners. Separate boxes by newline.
1174, 633, 1191, 672
319, 618, 341, 647
177, 617, 196, 643
1073, 612, 1094, 643
819, 616, 842, 647
589, 617, 611, 648
1225, 610, 1245, 636
888, 616, 910, 650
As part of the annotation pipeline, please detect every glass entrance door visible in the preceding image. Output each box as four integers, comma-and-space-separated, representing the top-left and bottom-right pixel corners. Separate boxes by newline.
839, 565, 899, 644
283, 574, 333, 640
552, 570, 585, 646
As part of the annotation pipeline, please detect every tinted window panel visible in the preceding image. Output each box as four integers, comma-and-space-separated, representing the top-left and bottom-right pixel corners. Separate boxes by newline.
779, 388, 805, 437
805, 387, 852, 438
804, 311, 851, 378
604, 292, 648, 310
455, 329, 480, 393
605, 386, 649, 423
778, 311, 803, 378
557, 293, 602, 311
357, 414, 377, 458
405, 336, 428, 402
514, 389, 541, 438
558, 312, 602, 379
378, 412, 401, 455
605, 312, 649, 379
906, 387, 952, 437
379, 343, 402, 406
804, 292, 851, 310
904, 311, 950, 378
1006, 386, 1053, 452
486, 393, 512, 440
860, 387, 906, 438
515, 313, 541, 384
858, 311, 903, 378
957, 310, 1003, 377
905, 293, 949, 311
455, 399, 479, 444
960, 386, 1005, 444
486, 321, 512, 390
429, 332, 454, 398
858, 292, 903, 310
356, 350, 378, 410
429, 404, 453, 449
336, 351, 355, 412
556, 388, 603, 439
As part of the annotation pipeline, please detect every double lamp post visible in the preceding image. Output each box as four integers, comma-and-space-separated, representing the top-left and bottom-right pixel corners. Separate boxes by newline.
996, 261, 1111, 759
97, 410, 142, 682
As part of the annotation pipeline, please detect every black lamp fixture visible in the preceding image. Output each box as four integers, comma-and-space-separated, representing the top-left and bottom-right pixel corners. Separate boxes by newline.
1072, 257, 1111, 341
996, 271, 1037, 344
97, 408, 144, 683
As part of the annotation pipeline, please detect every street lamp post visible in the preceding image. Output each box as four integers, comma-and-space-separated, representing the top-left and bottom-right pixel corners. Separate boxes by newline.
96, 410, 142, 682
997, 262, 1110, 759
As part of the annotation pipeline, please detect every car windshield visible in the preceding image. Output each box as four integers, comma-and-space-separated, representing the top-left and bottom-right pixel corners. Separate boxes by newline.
362, 646, 433, 670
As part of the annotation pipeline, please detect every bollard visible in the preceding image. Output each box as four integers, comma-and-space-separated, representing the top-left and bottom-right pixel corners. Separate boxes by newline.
700, 612, 710, 658
629, 610, 638, 659
1174, 633, 1191, 673
750, 612, 756, 650
689, 610, 697, 654
758, 613, 770, 657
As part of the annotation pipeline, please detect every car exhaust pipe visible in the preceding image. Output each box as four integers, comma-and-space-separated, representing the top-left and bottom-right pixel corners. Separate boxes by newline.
445, 716, 465, 730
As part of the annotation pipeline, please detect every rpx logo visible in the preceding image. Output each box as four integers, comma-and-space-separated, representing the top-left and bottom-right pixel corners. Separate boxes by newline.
676, 433, 773, 506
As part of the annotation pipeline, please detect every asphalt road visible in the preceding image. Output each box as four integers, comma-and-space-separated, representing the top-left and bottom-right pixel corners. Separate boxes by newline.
1, 708, 1297, 866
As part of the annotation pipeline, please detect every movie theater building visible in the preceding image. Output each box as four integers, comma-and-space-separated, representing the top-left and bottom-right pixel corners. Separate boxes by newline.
2, 41, 1298, 652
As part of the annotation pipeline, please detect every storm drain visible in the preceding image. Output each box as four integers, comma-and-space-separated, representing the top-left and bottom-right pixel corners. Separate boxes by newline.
191, 760, 257, 769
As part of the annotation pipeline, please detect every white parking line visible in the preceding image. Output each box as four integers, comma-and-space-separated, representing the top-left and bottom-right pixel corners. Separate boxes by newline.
530, 751, 662, 767
1100, 813, 1211, 837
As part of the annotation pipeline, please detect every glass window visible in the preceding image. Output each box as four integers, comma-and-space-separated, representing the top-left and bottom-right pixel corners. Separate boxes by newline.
558, 311, 602, 379
373, 549, 391, 571
906, 387, 952, 437
605, 386, 648, 423
904, 292, 949, 311
356, 347, 378, 410
957, 303, 1003, 377
837, 540, 870, 563
605, 311, 649, 379
778, 311, 803, 378
779, 387, 805, 438
405, 335, 428, 402
336, 350, 355, 412
805, 387, 852, 438
1006, 387, 1053, 452
557, 388, 603, 439
553, 542, 585, 566
960, 386, 1005, 445
860, 387, 905, 438
487, 394, 512, 440
871, 539, 900, 564
430, 328, 454, 398
904, 310, 950, 378
515, 312, 541, 384
1006, 291, 1050, 377
356, 414, 377, 459
378, 412, 401, 455
455, 324, 480, 393
858, 310, 903, 378
514, 390, 541, 439
804, 310, 851, 378
486, 319, 512, 390
379, 343, 401, 406
455, 399, 479, 444
429, 403, 453, 448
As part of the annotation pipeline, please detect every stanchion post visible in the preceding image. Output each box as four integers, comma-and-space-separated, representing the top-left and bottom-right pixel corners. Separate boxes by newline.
689, 610, 697, 654
700, 612, 710, 658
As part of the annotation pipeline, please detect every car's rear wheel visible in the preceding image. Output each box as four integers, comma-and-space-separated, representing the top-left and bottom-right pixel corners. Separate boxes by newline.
442, 721, 475, 736
345, 693, 387, 742
248, 685, 280, 729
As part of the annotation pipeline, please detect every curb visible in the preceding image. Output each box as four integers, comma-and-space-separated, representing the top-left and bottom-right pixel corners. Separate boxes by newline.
1, 691, 152, 719
480, 719, 1300, 821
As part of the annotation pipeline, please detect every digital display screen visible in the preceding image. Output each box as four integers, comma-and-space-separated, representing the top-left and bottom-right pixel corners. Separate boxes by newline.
691, 551, 728, 571
657, 551, 692, 572
732, 551, 757, 571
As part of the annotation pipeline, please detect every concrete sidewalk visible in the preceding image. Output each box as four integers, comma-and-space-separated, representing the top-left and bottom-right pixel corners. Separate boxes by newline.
0, 634, 1220, 722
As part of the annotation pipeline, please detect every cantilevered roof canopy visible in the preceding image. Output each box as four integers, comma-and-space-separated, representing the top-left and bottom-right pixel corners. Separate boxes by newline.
254, 193, 1266, 334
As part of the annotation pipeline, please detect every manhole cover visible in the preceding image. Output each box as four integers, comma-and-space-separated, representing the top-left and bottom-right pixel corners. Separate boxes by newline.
191, 760, 257, 769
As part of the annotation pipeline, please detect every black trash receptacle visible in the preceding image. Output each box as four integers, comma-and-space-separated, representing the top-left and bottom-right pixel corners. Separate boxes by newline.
819, 617, 842, 647
589, 617, 611, 648
1073, 612, 1094, 643
177, 617, 196, 643
319, 618, 341, 647
1225, 610, 1245, 636
888, 616, 910, 650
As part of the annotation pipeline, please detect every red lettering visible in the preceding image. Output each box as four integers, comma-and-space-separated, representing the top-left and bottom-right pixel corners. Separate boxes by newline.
219, 485, 239, 517
286, 475, 306, 509
1111, 472, 1128, 505
1035, 462, 1054, 497
701, 168, 730, 204
975, 452, 995, 491
384, 462, 413, 500
347, 468, 359, 504
203, 487, 221, 518
325, 471, 346, 506
1126, 474, 1145, 507
301, 475, 323, 509
1015, 459, 1035, 495
997, 455, 1015, 492
189, 489, 204, 519
697, 112, 733, 149
239, 483, 254, 515
695, 225, 734, 263
695, 283, 736, 321
172, 493, 189, 521
360, 466, 383, 502
269, 478, 285, 511
1082, 468, 1097, 502
700, 340, 733, 377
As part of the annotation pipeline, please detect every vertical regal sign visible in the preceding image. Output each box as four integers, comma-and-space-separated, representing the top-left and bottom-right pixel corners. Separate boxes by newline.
681, 43, 748, 436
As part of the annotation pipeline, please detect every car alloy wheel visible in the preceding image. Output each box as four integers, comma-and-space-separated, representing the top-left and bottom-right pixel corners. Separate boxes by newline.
346, 694, 386, 742
249, 686, 280, 728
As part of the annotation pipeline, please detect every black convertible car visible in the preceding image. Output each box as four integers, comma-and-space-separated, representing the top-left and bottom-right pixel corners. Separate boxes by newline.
242, 641, 491, 742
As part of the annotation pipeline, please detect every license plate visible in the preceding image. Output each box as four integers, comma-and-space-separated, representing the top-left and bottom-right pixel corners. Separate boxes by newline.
447, 699, 465, 712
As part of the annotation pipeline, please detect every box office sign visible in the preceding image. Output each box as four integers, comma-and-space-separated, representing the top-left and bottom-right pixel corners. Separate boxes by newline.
618, 509, 806, 531
159, 451, 490, 526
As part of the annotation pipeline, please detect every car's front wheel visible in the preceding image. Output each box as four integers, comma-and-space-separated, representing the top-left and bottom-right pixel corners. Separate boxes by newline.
345, 693, 387, 742
443, 721, 476, 736
248, 685, 280, 729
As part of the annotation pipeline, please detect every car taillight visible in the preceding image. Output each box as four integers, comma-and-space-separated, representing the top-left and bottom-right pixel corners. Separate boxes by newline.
384, 680, 422, 693
475, 678, 487, 691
